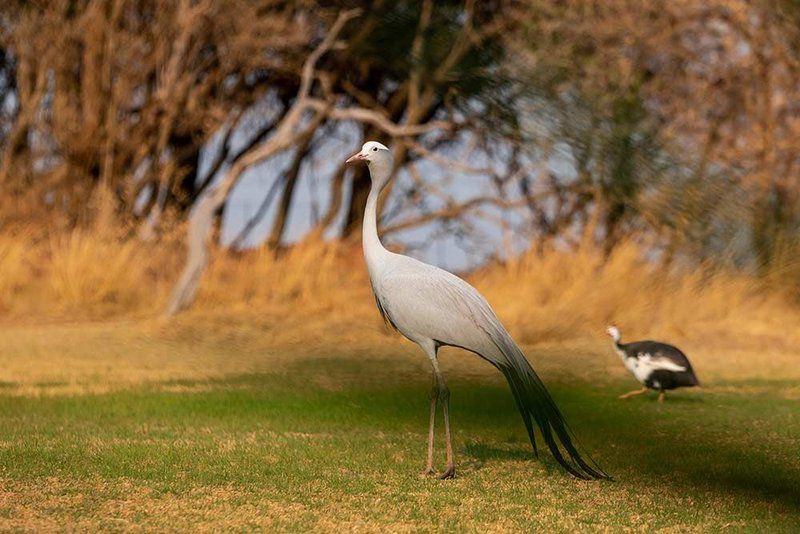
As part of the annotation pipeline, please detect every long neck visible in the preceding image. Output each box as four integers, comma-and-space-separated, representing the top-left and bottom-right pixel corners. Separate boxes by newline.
362, 180, 389, 275
363, 186, 382, 250
612, 337, 626, 359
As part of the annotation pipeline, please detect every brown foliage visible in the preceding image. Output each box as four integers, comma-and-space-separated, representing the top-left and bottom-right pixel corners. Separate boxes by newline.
1, 0, 308, 226
515, 0, 800, 263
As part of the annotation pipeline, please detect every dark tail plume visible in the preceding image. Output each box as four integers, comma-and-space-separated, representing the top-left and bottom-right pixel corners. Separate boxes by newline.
492, 354, 609, 480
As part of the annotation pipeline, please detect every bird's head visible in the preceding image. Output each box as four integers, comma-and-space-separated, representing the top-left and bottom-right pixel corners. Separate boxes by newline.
605, 324, 621, 343
346, 141, 393, 188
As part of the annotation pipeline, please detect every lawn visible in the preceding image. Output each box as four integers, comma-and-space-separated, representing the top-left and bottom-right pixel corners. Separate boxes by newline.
0, 321, 798, 531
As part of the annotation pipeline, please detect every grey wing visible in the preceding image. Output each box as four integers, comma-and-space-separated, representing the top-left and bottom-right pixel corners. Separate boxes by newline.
377, 264, 510, 361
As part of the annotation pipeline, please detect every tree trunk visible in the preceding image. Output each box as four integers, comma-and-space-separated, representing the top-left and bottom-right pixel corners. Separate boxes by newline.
267, 136, 313, 248
165, 181, 230, 316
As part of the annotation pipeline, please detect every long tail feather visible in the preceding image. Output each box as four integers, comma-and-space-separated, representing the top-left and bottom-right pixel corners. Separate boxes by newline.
485, 333, 609, 480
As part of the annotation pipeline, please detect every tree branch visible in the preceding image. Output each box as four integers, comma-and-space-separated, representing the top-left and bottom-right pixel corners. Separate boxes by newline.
165, 9, 360, 315
381, 194, 547, 235
305, 99, 454, 136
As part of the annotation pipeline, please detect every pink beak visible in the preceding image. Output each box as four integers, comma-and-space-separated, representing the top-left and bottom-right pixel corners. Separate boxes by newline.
346, 151, 367, 164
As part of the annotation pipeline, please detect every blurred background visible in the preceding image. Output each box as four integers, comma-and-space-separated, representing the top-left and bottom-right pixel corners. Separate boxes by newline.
1, 1, 800, 530
2, 0, 800, 333
1, 0, 799, 331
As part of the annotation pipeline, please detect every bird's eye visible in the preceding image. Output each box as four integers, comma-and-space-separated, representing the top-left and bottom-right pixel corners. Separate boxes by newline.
372, 147, 378, 151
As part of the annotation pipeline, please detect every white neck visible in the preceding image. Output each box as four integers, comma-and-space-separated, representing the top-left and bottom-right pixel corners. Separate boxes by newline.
610, 336, 627, 361
362, 166, 391, 277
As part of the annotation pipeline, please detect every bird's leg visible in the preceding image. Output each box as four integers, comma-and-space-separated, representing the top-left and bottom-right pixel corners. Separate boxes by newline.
432, 359, 456, 480
619, 386, 649, 399
439, 383, 456, 480
423, 343, 455, 480
422, 378, 438, 476
658, 391, 666, 403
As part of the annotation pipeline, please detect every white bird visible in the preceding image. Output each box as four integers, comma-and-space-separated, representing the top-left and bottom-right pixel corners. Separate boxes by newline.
346, 141, 607, 480
606, 324, 700, 403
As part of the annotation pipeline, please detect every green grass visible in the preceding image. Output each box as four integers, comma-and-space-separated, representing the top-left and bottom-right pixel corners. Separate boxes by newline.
1, 355, 799, 531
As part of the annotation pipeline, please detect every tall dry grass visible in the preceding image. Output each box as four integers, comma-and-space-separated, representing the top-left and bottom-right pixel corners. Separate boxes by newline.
0, 227, 181, 319
473, 242, 800, 346
0, 227, 797, 346
0, 235, 29, 314
199, 238, 366, 313
48, 230, 160, 314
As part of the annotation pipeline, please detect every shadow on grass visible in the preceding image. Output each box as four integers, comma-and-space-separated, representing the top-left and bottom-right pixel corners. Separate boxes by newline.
3, 354, 797, 517
459, 386, 799, 514
462, 442, 532, 462
632, 393, 705, 404
153, 357, 800, 514
277, 356, 800, 513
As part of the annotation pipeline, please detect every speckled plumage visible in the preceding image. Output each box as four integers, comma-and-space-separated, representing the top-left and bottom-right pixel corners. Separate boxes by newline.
607, 326, 699, 398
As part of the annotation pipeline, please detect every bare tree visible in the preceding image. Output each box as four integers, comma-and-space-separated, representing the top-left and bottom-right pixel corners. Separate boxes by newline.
166, 9, 460, 314
0, 0, 309, 227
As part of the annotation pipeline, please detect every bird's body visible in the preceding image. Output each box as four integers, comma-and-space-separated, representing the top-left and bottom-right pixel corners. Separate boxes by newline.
348, 141, 607, 480
606, 326, 699, 402
370, 254, 502, 354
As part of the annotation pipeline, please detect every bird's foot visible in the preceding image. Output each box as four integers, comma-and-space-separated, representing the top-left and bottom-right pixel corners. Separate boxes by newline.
438, 464, 456, 480
419, 467, 436, 478
619, 387, 648, 399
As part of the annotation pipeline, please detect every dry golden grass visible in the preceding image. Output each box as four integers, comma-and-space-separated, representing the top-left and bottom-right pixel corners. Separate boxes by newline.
1, 318, 798, 398
474, 241, 800, 348
0, 471, 767, 532
199, 237, 364, 313
48, 230, 157, 314
0, 227, 181, 319
0, 234, 29, 314
0, 226, 798, 353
